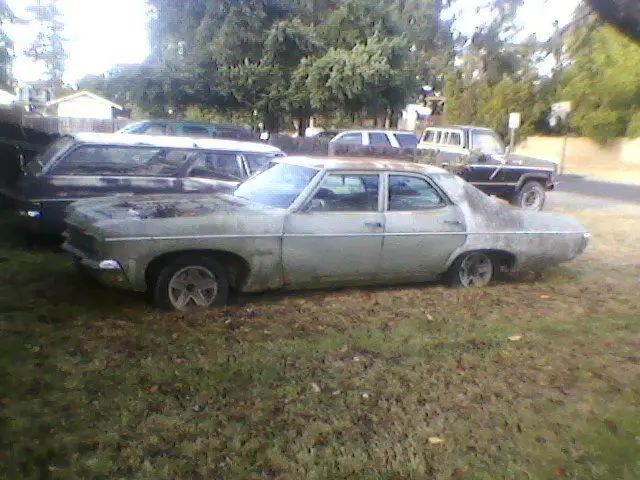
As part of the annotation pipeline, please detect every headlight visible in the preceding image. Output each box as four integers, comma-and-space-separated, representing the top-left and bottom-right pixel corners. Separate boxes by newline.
18, 209, 42, 218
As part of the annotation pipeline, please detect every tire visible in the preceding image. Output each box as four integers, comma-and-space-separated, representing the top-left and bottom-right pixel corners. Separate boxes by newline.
448, 251, 495, 288
152, 255, 229, 311
510, 181, 546, 211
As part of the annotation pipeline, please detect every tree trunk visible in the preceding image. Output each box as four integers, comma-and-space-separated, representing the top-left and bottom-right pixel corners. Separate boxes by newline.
296, 117, 309, 137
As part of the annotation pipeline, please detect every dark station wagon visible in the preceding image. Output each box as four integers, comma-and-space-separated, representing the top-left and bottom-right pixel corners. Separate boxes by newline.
1, 132, 284, 235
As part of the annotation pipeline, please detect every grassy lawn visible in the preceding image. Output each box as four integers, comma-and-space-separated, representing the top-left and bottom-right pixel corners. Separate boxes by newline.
1, 206, 639, 479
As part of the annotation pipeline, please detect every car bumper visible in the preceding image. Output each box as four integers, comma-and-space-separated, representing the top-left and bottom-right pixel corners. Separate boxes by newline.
62, 242, 132, 290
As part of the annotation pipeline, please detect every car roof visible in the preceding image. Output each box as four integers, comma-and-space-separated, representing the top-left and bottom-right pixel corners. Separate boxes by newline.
72, 132, 282, 154
126, 119, 249, 129
278, 156, 447, 175
423, 125, 494, 132
335, 129, 417, 135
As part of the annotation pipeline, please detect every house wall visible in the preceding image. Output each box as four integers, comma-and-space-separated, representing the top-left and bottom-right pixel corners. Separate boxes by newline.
57, 96, 114, 119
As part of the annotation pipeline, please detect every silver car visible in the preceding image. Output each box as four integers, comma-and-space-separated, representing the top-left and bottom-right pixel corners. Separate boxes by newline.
62, 157, 590, 310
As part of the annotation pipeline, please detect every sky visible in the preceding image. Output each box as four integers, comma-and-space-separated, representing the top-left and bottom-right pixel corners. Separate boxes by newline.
6, 0, 580, 85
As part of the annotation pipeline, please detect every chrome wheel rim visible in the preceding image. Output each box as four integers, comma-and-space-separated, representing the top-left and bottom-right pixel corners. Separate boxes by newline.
168, 266, 219, 310
459, 253, 493, 287
522, 189, 543, 210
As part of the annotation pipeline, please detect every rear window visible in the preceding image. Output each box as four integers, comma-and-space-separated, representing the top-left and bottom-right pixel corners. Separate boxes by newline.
51, 146, 167, 176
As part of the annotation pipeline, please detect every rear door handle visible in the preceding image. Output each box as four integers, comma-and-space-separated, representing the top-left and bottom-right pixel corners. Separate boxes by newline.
444, 220, 463, 226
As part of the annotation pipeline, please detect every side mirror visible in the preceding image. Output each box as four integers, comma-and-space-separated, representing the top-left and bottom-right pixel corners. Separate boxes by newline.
305, 198, 325, 212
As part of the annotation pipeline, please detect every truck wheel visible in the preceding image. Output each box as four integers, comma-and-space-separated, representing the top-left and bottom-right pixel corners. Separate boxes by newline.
153, 255, 229, 311
511, 181, 545, 211
448, 251, 494, 288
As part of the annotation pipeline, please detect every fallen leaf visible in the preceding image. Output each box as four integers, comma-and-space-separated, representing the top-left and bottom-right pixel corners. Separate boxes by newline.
554, 467, 567, 478
428, 436, 445, 444
148, 384, 160, 394
332, 390, 341, 396
361, 392, 371, 399
171, 332, 179, 339
310, 382, 321, 393
540, 295, 551, 299
426, 313, 434, 321
508, 335, 523, 342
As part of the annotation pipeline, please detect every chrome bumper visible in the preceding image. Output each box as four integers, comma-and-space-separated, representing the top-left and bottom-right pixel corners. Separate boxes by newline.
62, 242, 131, 289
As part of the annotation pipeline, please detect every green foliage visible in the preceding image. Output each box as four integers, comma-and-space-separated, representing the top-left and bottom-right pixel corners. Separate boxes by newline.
625, 112, 640, 139
559, 25, 640, 143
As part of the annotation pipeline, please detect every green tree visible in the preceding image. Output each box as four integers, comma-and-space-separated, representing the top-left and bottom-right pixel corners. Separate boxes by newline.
560, 24, 640, 142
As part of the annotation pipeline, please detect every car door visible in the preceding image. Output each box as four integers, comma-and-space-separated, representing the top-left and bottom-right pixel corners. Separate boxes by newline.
282, 172, 384, 286
379, 173, 468, 281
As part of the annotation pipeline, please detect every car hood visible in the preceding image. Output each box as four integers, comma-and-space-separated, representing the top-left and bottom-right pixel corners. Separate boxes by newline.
65, 193, 284, 239
494, 153, 558, 171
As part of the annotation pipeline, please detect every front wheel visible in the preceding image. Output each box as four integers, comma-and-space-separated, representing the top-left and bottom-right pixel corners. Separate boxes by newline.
510, 181, 546, 211
153, 255, 229, 311
448, 252, 494, 288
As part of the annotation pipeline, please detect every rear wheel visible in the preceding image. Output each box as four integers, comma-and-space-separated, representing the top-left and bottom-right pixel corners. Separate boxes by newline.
449, 251, 494, 288
152, 255, 229, 311
511, 181, 546, 211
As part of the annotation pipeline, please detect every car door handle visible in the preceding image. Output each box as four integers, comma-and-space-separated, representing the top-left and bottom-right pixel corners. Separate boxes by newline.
364, 222, 383, 229
444, 220, 463, 226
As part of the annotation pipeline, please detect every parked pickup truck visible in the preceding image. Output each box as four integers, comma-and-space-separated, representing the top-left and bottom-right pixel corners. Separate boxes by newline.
418, 125, 557, 210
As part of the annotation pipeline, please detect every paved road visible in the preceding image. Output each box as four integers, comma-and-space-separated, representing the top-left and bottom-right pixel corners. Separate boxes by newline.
555, 175, 640, 204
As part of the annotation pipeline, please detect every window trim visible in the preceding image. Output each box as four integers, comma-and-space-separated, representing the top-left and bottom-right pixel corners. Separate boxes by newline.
383, 172, 452, 212
297, 170, 384, 213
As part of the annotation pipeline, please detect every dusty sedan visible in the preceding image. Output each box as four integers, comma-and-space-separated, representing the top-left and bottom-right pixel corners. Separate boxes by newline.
62, 157, 590, 310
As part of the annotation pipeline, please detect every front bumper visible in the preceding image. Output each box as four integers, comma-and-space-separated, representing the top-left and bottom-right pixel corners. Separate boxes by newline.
62, 242, 131, 289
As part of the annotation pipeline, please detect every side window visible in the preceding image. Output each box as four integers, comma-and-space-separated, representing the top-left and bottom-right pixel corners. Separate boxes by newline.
448, 132, 461, 146
395, 133, 418, 148
439, 132, 450, 145
369, 132, 391, 147
471, 131, 504, 154
309, 173, 379, 212
181, 125, 211, 137
334, 132, 362, 145
142, 123, 167, 135
388, 175, 446, 211
245, 154, 275, 175
189, 153, 243, 181
52, 146, 163, 176
422, 130, 436, 143
145, 149, 193, 175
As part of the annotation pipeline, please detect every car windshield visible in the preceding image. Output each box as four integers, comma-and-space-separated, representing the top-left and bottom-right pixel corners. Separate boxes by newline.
27, 136, 74, 175
233, 162, 319, 208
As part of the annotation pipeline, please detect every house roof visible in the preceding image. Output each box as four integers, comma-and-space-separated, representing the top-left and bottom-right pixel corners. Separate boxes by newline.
47, 90, 123, 110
